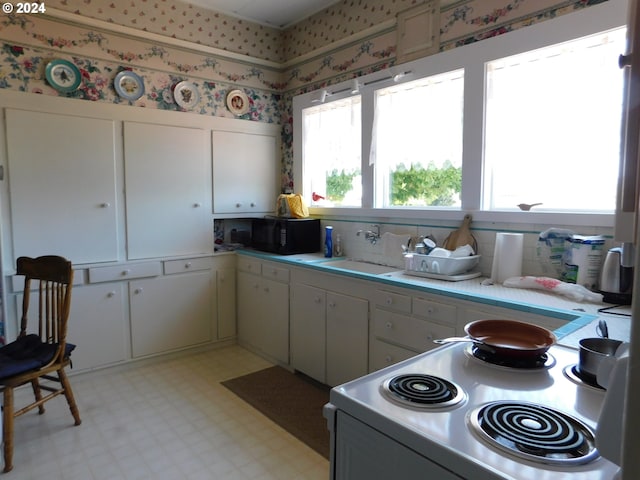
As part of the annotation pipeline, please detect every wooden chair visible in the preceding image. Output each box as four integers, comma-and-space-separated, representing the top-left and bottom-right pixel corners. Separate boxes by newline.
0, 256, 81, 473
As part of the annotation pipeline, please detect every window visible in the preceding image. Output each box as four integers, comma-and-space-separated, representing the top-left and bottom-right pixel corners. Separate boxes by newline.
293, 0, 626, 224
373, 69, 464, 208
484, 28, 625, 211
302, 95, 361, 207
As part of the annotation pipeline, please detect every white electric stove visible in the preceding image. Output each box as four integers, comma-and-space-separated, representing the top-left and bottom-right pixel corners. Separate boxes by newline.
324, 342, 620, 479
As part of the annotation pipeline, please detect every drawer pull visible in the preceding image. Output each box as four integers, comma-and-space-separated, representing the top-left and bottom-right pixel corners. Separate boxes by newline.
121, 269, 131, 276
193, 202, 202, 208
107, 291, 116, 298
185, 262, 192, 269
385, 322, 393, 329
385, 297, 393, 305
134, 288, 143, 295
100, 202, 110, 208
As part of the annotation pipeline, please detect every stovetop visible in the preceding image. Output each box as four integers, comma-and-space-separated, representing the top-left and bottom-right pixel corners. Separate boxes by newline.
329, 343, 619, 479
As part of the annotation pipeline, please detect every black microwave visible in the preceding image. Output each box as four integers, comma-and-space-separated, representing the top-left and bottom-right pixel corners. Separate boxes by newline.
251, 217, 321, 255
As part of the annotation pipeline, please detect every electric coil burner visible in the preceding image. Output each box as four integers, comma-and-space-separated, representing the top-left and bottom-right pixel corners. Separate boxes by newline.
382, 374, 466, 409
469, 401, 599, 465
466, 345, 555, 370
563, 365, 605, 391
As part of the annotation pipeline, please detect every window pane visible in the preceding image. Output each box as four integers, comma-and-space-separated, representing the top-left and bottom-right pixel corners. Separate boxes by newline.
373, 70, 464, 208
484, 28, 625, 211
302, 96, 361, 207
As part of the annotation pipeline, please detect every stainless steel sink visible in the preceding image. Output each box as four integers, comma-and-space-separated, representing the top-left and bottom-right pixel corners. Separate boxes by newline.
322, 259, 401, 275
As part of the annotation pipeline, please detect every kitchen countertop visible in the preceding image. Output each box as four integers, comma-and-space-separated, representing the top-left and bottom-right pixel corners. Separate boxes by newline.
236, 249, 633, 348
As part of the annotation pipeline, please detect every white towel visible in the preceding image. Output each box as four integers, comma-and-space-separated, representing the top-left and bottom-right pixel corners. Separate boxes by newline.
382, 232, 410, 268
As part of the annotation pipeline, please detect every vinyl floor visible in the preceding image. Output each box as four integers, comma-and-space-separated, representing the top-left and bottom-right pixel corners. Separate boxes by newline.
3, 345, 329, 479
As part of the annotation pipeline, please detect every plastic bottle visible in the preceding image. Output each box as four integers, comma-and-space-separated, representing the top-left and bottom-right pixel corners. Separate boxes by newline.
334, 233, 343, 257
325, 226, 333, 258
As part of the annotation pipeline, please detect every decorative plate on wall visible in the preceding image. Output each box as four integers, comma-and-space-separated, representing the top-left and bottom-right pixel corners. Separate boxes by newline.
45, 59, 82, 93
173, 81, 200, 110
226, 89, 249, 116
114, 70, 145, 101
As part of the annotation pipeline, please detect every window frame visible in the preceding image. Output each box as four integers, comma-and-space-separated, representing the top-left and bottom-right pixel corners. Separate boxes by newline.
292, 0, 627, 228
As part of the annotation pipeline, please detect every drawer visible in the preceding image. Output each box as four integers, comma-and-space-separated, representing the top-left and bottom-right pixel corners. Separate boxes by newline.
262, 264, 290, 283
369, 338, 417, 372
88, 262, 162, 283
375, 290, 411, 314
373, 309, 455, 352
412, 297, 456, 325
237, 258, 262, 275
164, 257, 212, 274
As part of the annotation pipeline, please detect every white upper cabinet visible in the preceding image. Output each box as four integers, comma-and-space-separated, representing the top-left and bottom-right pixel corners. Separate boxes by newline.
124, 122, 212, 259
5, 109, 119, 264
212, 130, 278, 215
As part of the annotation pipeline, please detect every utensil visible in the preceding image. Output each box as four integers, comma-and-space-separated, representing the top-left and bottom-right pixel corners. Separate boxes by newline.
578, 337, 623, 386
443, 214, 478, 253
597, 319, 609, 338
450, 319, 556, 359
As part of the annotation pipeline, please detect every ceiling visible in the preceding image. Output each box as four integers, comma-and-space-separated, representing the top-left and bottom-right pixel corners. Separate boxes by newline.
181, 0, 341, 29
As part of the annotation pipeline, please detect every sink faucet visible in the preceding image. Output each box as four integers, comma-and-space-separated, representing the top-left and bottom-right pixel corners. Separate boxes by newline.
357, 224, 380, 244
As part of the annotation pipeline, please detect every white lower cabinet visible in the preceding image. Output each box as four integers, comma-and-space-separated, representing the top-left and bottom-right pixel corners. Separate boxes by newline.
216, 266, 237, 340
237, 260, 289, 364
130, 269, 212, 358
370, 289, 456, 372
68, 283, 128, 371
291, 283, 368, 387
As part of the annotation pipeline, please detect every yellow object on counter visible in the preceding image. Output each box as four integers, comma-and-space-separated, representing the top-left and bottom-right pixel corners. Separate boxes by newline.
276, 194, 309, 218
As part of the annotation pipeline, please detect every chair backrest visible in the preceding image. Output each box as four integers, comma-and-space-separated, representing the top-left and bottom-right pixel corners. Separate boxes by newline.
16, 256, 74, 363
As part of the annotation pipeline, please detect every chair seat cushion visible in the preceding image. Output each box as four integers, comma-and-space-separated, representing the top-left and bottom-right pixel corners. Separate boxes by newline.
0, 334, 75, 380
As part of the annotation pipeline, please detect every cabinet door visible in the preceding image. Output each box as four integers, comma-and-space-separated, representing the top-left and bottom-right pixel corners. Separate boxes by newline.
326, 292, 368, 387
216, 267, 236, 339
130, 272, 212, 357
260, 277, 289, 364
68, 283, 128, 371
212, 130, 277, 214
5, 109, 118, 264
290, 283, 326, 382
237, 271, 262, 349
124, 122, 212, 259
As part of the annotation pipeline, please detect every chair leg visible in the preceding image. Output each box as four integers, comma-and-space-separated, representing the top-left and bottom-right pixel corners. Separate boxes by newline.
3, 388, 14, 473
58, 369, 81, 426
30, 378, 45, 415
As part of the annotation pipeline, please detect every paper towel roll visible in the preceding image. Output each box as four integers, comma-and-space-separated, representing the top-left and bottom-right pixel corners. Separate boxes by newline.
491, 233, 524, 284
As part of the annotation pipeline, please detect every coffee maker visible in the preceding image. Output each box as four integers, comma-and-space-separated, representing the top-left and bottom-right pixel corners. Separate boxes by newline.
599, 247, 634, 304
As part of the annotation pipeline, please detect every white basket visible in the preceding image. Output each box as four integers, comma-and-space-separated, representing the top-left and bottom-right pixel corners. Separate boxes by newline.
404, 254, 480, 276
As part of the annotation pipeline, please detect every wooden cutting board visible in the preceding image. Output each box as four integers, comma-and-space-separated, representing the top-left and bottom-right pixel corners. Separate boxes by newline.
443, 214, 478, 253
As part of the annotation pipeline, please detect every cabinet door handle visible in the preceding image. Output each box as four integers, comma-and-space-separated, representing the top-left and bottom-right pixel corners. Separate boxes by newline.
314, 296, 322, 304
193, 202, 202, 208
263, 286, 270, 293
121, 269, 131, 276
236, 203, 242, 208
134, 288, 143, 294
100, 202, 111, 208
328, 301, 336, 308
184, 262, 192, 269
385, 322, 393, 329
250, 202, 256, 207
107, 291, 116, 298
427, 307, 435, 315
385, 297, 393, 305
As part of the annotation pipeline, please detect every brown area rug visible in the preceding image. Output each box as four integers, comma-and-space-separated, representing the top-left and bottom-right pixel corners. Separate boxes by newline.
221, 366, 330, 459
